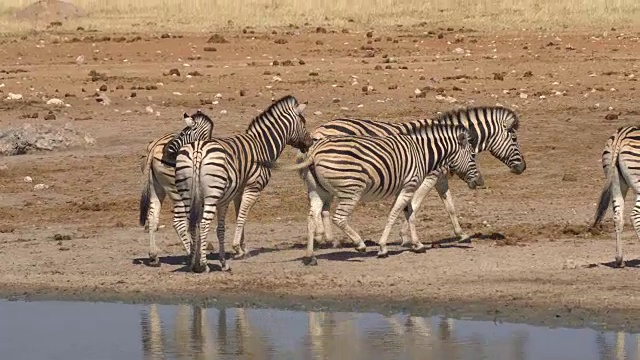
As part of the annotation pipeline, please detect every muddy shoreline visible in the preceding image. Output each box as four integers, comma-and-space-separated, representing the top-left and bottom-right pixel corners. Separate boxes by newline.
0, 280, 637, 333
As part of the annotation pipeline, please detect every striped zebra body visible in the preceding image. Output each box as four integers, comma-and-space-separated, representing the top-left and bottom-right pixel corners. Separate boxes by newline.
592, 126, 640, 268
287, 123, 482, 264
171, 95, 313, 273
302, 106, 525, 248
139, 111, 214, 267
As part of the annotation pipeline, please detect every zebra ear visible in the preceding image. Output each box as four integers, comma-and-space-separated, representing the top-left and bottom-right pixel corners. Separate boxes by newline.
295, 103, 307, 114
505, 116, 519, 130
183, 113, 195, 127
457, 130, 469, 147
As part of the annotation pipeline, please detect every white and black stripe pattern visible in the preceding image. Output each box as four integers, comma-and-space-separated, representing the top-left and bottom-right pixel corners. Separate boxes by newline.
303, 106, 525, 248
139, 111, 214, 267
171, 95, 313, 273
285, 122, 483, 265
592, 126, 640, 268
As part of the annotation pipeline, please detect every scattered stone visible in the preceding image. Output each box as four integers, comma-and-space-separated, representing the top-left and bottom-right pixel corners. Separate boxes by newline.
275, 38, 288, 44
316, 27, 327, 33
315, 40, 324, 45
605, 113, 619, 120
332, 98, 341, 103
168, 68, 180, 76
46, 98, 64, 106
6, 93, 23, 100
75, 55, 85, 65
366, 31, 374, 38
388, 84, 398, 90
99, 84, 107, 91
313, 111, 322, 115
187, 71, 203, 77
309, 71, 319, 76
207, 34, 228, 43
282, 60, 294, 66
0, 123, 95, 156
523, 70, 533, 78
130, 92, 137, 98
239, 89, 247, 96
493, 72, 504, 81
203, 46, 217, 52
24, 176, 33, 183
43, 112, 56, 121
562, 173, 578, 182
96, 94, 111, 105
362, 85, 374, 93
33, 183, 49, 191
160, 33, 171, 39
145, 85, 158, 90
519, 93, 528, 99
145, 106, 154, 114
115, 84, 124, 90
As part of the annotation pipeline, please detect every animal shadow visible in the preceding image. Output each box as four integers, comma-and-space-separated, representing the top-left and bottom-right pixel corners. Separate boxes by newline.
592, 259, 640, 269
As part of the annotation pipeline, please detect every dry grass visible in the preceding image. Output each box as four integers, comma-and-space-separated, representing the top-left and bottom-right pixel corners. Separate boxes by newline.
0, 0, 639, 34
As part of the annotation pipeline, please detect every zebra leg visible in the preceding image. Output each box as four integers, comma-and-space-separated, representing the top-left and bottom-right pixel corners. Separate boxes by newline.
399, 173, 440, 248
147, 177, 166, 267
232, 195, 247, 258
303, 189, 328, 266
216, 203, 231, 272
332, 192, 367, 253
435, 175, 471, 242
172, 199, 192, 266
231, 188, 261, 260
610, 172, 628, 268
377, 188, 416, 258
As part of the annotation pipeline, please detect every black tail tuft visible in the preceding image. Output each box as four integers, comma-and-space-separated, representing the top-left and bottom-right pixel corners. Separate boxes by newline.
188, 178, 203, 236
593, 175, 613, 228
139, 180, 151, 227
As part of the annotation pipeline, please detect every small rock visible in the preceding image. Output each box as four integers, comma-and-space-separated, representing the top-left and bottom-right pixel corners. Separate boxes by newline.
168, 68, 180, 76
75, 55, 85, 65
562, 174, 578, 182
274, 38, 288, 44
493, 73, 504, 81
332, 98, 341, 103
414, 88, 422, 95
207, 34, 229, 43
203, 47, 217, 52
366, 31, 374, 38
6, 93, 22, 100
96, 94, 111, 105
519, 93, 528, 99
46, 98, 64, 106
99, 84, 107, 92
309, 71, 319, 76
33, 183, 49, 191
313, 111, 322, 115
173, 92, 183, 96
130, 92, 137, 98
605, 113, 619, 120
523, 70, 533, 78
316, 40, 324, 45
562, 259, 578, 269
239, 89, 247, 96
145, 106, 154, 114
388, 84, 398, 90
453, 47, 465, 54
43, 112, 56, 121
24, 176, 33, 183
187, 71, 203, 77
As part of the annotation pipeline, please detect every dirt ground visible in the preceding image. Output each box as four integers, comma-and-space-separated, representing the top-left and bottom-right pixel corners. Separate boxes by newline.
1, 25, 640, 331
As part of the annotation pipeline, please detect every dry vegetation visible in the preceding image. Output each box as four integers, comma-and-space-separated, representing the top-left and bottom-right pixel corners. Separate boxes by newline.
0, 0, 638, 34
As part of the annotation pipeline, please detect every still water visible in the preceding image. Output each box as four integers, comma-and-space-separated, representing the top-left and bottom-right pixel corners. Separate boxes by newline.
0, 299, 637, 360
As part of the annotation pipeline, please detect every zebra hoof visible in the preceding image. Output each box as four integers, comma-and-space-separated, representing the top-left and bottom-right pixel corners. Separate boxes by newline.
233, 252, 245, 260
147, 256, 161, 267
377, 250, 389, 258
412, 244, 427, 253
220, 263, 231, 272
457, 233, 472, 244
302, 256, 318, 266
191, 263, 208, 273
615, 257, 625, 268
354, 243, 367, 253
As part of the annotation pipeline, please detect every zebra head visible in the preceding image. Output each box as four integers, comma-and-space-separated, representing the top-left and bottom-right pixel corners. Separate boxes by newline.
165, 110, 215, 156
253, 95, 314, 153
486, 108, 526, 175
448, 127, 484, 189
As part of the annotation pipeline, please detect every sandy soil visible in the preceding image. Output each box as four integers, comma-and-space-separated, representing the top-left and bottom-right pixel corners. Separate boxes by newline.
1, 26, 640, 331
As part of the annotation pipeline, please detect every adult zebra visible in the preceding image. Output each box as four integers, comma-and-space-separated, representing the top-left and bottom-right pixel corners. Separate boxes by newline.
139, 110, 215, 267
592, 126, 640, 268
170, 95, 313, 273
275, 122, 482, 265
302, 106, 525, 248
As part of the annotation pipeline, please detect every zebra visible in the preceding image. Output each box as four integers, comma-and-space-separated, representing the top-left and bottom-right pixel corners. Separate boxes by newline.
592, 126, 640, 268
170, 95, 313, 273
139, 110, 215, 267
301, 106, 525, 248
273, 122, 483, 265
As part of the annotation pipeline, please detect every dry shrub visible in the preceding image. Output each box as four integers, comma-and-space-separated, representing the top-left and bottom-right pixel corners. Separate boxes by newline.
0, 0, 638, 33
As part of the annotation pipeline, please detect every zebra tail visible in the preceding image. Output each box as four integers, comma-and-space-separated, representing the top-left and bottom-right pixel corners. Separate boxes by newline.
261, 155, 314, 172
188, 162, 204, 236
139, 171, 152, 227
593, 148, 620, 228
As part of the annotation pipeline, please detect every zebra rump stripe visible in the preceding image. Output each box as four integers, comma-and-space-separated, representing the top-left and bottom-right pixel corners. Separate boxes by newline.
171, 95, 313, 273
285, 122, 483, 264
592, 126, 640, 268
301, 105, 525, 247
138, 110, 215, 267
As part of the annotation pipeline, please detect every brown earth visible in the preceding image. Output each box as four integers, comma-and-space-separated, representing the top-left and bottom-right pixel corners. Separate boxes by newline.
0, 25, 640, 331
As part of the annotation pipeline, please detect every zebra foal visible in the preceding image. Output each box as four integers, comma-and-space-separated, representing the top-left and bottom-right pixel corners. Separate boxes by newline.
275, 122, 483, 265
593, 126, 640, 267
302, 106, 525, 248
139, 110, 215, 267
171, 95, 314, 273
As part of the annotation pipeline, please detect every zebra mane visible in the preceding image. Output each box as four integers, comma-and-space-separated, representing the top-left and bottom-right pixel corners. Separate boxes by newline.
246, 95, 299, 133
188, 110, 215, 128
433, 105, 519, 131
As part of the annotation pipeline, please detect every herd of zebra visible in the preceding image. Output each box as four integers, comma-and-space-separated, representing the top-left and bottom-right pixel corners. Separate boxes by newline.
138, 94, 640, 273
